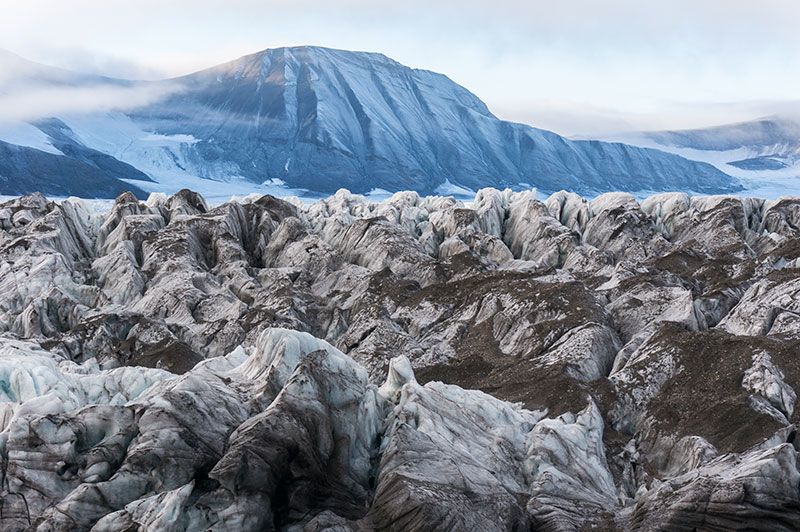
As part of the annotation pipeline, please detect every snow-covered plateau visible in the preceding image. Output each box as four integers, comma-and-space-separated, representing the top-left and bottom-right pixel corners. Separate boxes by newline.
1, 186, 800, 531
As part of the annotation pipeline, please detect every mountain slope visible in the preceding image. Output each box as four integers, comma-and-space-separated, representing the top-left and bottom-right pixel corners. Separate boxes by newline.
647, 116, 800, 172
129, 46, 738, 195
607, 116, 800, 197
1, 46, 740, 197
0, 140, 148, 198
645, 116, 800, 155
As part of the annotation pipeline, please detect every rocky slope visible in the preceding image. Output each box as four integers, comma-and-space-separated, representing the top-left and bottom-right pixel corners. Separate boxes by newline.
0, 47, 739, 198
1, 187, 799, 530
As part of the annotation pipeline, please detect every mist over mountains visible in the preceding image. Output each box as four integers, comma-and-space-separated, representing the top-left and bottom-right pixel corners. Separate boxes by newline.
0, 46, 741, 199
599, 115, 800, 198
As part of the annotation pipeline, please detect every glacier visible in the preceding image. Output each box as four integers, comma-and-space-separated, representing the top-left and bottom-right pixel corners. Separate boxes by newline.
0, 186, 799, 530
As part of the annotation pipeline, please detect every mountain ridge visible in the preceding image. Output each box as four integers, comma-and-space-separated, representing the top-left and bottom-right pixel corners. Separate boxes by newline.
599, 114, 800, 197
644, 115, 800, 153
0, 45, 741, 198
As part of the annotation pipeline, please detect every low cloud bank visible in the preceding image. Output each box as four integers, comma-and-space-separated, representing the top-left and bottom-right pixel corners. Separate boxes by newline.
0, 50, 180, 123
0, 82, 180, 123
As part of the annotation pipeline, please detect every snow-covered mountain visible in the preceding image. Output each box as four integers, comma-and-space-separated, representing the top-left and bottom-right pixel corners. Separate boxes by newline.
605, 116, 800, 197
0, 50, 154, 198
0, 46, 740, 198
646, 116, 800, 158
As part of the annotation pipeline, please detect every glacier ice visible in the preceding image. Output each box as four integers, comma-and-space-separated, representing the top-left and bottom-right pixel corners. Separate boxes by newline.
0, 187, 799, 530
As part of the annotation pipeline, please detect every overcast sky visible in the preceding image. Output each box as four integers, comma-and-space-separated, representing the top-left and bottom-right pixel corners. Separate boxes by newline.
2, 0, 799, 136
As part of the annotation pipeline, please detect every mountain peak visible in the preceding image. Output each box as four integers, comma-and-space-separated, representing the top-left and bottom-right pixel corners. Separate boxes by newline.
0, 45, 740, 199
182, 45, 403, 80
252, 45, 400, 65
0, 48, 114, 87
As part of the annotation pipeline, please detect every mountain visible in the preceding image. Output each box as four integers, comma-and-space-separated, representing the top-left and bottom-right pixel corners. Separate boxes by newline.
604, 116, 800, 197
644, 116, 800, 157
0, 139, 148, 198
0, 46, 740, 198
0, 50, 151, 198
0, 48, 108, 89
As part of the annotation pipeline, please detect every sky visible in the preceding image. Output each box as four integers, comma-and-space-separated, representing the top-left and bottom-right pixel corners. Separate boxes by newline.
1, 0, 800, 136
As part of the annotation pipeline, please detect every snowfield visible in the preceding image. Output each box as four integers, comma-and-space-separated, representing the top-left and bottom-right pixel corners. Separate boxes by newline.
1, 187, 800, 530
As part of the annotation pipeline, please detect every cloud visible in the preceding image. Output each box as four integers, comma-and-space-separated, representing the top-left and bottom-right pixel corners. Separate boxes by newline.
37, 48, 170, 80
0, 82, 181, 124
0, 48, 183, 123
0, 84, 169, 123
2, 1, 800, 131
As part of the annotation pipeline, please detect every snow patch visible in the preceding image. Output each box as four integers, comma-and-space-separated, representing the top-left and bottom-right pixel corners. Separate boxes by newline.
0, 121, 62, 155
434, 179, 476, 198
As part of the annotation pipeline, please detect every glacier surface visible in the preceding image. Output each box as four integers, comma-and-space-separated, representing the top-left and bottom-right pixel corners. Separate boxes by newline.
0, 187, 799, 530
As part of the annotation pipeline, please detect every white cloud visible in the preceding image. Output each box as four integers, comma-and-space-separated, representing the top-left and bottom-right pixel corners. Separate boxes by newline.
36, 48, 170, 80
0, 48, 182, 123
0, 83, 180, 123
